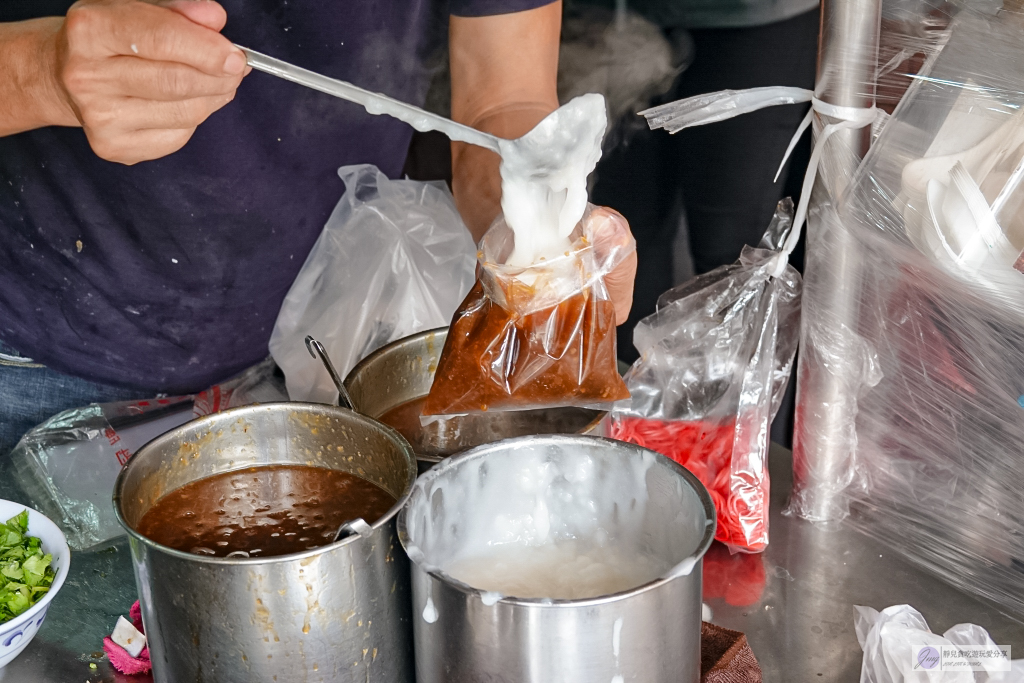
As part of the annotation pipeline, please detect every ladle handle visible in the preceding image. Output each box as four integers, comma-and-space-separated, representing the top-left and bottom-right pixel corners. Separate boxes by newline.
335, 518, 373, 543
305, 336, 356, 411
236, 45, 502, 153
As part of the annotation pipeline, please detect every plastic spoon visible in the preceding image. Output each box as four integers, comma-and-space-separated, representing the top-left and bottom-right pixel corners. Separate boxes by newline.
237, 45, 502, 154
926, 162, 1017, 280
926, 177, 965, 269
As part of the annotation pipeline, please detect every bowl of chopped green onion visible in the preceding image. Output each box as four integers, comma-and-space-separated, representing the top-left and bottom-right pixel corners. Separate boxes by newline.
0, 501, 69, 669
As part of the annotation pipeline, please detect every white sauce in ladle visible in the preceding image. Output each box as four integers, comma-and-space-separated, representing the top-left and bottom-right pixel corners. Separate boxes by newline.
359, 91, 608, 267
496, 94, 608, 266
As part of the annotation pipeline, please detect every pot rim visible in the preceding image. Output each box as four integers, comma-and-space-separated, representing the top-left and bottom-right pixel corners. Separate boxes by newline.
397, 433, 717, 607
342, 325, 449, 400
112, 402, 418, 566
344, 327, 609, 461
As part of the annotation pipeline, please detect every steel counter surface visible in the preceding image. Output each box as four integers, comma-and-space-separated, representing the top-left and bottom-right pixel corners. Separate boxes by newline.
1, 444, 1022, 682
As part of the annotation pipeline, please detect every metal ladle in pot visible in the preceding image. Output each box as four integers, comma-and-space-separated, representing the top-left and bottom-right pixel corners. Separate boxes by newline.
334, 518, 373, 543
304, 335, 357, 411
303, 336, 374, 542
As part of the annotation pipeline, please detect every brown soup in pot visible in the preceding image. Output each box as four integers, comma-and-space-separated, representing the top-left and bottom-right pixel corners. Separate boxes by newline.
136, 465, 396, 558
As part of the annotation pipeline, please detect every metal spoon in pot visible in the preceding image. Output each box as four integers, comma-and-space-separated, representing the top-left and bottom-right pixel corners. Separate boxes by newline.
334, 517, 373, 543
304, 335, 357, 411
301, 338, 376, 542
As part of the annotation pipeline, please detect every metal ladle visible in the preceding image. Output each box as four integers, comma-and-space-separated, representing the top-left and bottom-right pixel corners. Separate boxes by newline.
302, 336, 377, 542
304, 335, 356, 411
237, 46, 502, 154
334, 518, 373, 543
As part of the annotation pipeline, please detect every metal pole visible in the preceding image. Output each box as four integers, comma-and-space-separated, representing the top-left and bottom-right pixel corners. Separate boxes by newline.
790, 0, 882, 521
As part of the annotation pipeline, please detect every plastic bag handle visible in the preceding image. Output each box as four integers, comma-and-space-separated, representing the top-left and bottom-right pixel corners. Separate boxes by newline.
642, 88, 881, 277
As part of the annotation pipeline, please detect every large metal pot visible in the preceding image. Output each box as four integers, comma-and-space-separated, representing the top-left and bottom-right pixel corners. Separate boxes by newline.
398, 434, 716, 683
344, 327, 607, 470
113, 403, 417, 683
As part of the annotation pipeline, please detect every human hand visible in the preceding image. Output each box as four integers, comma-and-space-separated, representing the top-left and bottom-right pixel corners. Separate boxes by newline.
587, 206, 638, 326
53, 0, 247, 164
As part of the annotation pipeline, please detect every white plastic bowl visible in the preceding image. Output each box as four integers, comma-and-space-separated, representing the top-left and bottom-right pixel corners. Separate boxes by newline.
0, 501, 70, 669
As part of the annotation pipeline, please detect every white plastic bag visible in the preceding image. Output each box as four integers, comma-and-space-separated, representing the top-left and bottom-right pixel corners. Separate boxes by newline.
855, 604, 1024, 683
269, 164, 477, 404
9, 359, 286, 550
641, 86, 812, 134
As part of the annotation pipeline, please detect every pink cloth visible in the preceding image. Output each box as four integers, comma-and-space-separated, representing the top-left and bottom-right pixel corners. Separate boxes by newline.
103, 601, 152, 675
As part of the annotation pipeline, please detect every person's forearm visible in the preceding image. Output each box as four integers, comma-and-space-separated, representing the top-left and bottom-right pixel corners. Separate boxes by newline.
449, 3, 561, 241
0, 18, 78, 137
451, 105, 556, 241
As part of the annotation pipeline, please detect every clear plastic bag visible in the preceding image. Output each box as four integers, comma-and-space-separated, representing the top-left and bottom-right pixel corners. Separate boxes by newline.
746, 4, 1024, 614
641, 0, 1024, 609
423, 204, 634, 415
855, 604, 1023, 682
638, 1, 956, 528
9, 359, 286, 550
608, 201, 801, 552
269, 164, 477, 404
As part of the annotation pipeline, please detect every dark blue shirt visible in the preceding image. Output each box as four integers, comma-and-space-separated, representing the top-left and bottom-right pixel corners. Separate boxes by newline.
0, 0, 548, 393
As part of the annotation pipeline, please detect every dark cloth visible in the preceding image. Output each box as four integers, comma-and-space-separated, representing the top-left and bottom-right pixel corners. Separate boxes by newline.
0, 0, 552, 395
590, 8, 818, 366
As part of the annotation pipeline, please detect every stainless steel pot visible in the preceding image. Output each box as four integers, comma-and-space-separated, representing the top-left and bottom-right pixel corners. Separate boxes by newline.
344, 327, 607, 470
397, 434, 716, 683
113, 403, 417, 683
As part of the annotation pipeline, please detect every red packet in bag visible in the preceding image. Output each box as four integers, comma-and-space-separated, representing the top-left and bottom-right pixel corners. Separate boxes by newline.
609, 201, 802, 552
423, 205, 634, 414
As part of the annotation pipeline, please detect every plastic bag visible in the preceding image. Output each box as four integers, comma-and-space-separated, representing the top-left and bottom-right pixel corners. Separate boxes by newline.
855, 604, 1023, 682
636, 0, 1024, 624
9, 359, 286, 550
638, 1, 955, 528
772, 5, 1024, 616
608, 201, 801, 552
423, 204, 634, 415
641, 86, 813, 134
269, 164, 477, 404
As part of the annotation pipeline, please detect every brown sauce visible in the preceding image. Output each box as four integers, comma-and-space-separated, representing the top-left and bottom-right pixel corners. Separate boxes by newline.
423, 281, 629, 415
380, 395, 600, 456
136, 465, 396, 558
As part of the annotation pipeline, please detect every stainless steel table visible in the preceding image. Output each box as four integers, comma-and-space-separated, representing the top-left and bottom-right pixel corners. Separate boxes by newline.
1, 444, 1021, 682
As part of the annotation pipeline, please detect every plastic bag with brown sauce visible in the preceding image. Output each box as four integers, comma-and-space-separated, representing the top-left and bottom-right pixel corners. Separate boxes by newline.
423, 204, 635, 415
